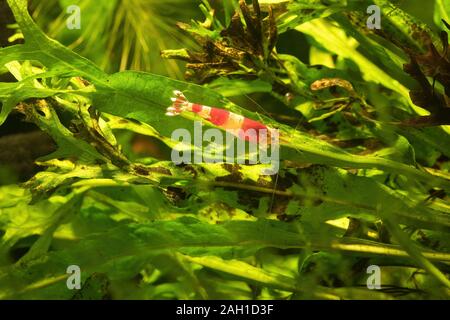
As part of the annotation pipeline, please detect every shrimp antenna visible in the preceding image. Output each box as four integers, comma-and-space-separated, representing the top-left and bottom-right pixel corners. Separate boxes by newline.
166, 90, 188, 116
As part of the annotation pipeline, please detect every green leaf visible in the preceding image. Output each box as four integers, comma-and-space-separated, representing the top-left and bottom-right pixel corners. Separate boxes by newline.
206, 78, 272, 97
435, 0, 450, 29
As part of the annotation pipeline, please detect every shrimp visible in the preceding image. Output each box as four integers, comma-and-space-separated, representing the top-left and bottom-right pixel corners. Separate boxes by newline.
166, 90, 276, 144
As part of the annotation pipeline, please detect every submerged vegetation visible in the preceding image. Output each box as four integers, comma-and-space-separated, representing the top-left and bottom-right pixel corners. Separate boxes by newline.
0, 0, 449, 299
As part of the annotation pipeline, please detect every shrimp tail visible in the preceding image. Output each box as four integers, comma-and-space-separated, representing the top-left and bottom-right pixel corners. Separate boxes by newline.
166, 90, 189, 116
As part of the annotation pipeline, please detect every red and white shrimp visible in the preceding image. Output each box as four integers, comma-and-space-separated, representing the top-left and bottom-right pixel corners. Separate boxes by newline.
166, 90, 276, 144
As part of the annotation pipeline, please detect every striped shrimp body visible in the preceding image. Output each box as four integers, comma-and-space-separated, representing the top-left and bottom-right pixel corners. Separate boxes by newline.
166, 90, 276, 144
